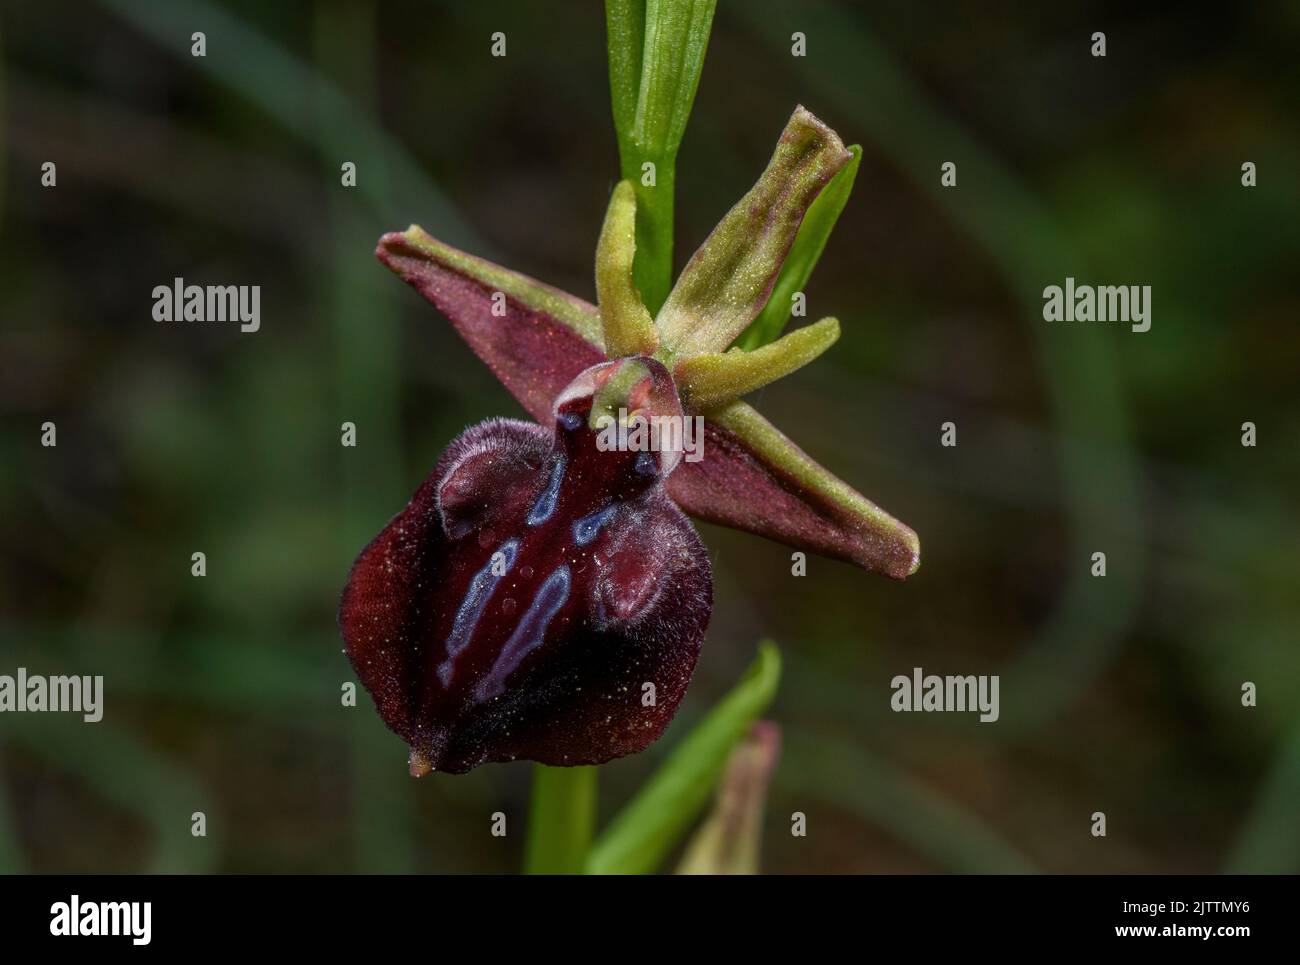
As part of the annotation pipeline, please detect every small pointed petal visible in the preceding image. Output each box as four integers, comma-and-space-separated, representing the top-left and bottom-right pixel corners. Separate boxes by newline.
676, 720, 781, 875
736, 144, 862, 350
596, 181, 659, 358
668, 400, 921, 579
673, 316, 840, 411
377, 226, 606, 422
655, 106, 852, 357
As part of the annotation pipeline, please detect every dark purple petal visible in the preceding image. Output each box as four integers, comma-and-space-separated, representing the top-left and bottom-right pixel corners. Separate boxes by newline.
669, 401, 920, 580
377, 227, 605, 423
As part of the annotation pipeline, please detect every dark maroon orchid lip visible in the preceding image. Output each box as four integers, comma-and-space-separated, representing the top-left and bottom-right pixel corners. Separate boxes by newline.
341, 359, 711, 774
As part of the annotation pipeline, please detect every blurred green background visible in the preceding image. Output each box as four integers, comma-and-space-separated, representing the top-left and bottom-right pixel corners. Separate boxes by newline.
2, 0, 1297, 873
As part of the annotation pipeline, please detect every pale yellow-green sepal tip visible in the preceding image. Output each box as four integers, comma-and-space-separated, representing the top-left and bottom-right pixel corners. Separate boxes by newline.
595, 180, 658, 358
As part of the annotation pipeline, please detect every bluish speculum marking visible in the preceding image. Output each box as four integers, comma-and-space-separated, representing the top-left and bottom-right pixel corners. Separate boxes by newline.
438, 538, 519, 685
526, 456, 567, 525
573, 503, 619, 547
475, 565, 572, 701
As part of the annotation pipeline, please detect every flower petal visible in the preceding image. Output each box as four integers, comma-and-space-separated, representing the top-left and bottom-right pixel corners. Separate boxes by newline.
672, 315, 839, 411
339, 415, 712, 774
377, 226, 606, 422
668, 400, 921, 580
654, 106, 853, 357
595, 181, 659, 358
735, 144, 863, 350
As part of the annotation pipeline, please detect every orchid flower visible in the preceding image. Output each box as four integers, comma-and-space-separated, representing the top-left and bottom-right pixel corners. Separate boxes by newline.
339, 106, 919, 775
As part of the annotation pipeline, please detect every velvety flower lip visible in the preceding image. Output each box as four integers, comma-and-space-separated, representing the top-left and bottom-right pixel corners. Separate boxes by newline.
340, 357, 712, 775
377, 106, 921, 580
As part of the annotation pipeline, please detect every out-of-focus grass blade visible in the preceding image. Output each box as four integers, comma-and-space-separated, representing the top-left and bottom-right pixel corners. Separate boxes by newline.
735, 145, 861, 350
0, 14, 7, 233
97, 0, 478, 248
586, 641, 780, 874
781, 727, 1037, 873
3, 624, 334, 710
0, 763, 24, 873
525, 765, 598, 874
606, 0, 717, 312
312, 0, 417, 874
10, 720, 218, 873
1225, 722, 1300, 873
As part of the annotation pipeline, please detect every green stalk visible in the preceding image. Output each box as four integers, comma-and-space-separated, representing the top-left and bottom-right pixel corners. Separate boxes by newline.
606, 0, 716, 313
524, 765, 598, 874
620, 156, 676, 314
524, 1, 716, 876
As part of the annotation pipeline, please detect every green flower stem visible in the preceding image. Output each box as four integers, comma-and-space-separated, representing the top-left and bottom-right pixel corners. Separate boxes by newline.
622, 156, 675, 314
606, 0, 717, 313
524, 764, 598, 875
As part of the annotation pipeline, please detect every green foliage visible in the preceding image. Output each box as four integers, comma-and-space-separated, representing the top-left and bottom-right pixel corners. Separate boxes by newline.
525, 766, 598, 875
605, 0, 717, 313
8, 719, 218, 874
586, 642, 781, 874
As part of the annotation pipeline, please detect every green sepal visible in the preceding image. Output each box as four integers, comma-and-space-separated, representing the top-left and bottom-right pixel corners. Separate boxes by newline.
673, 316, 839, 411
655, 107, 852, 357
596, 181, 659, 358
736, 144, 862, 350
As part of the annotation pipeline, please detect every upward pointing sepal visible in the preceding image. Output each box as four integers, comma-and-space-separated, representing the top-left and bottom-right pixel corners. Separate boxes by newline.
596, 181, 659, 358
654, 106, 852, 358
